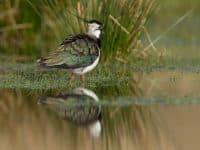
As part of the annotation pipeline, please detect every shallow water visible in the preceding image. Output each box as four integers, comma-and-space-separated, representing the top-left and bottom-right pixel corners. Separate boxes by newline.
1, 0, 200, 149
1, 72, 200, 150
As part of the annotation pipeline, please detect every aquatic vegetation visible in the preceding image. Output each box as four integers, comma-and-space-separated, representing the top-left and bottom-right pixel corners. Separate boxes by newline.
0, 0, 155, 61
38, 0, 155, 60
1, 1, 200, 149
1, 58, 200, 90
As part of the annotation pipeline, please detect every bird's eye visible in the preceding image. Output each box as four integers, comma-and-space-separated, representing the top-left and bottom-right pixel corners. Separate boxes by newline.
99, 26, 103, 30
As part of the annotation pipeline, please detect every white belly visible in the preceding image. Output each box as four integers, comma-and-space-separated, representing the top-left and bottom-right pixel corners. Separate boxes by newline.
72, 52, 100, 75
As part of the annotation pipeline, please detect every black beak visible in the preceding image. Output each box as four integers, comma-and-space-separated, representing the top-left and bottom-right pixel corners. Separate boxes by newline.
99, 25, 104, 30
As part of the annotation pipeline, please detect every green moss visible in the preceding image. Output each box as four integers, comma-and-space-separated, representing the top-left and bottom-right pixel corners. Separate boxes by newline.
1, 58, 200, 90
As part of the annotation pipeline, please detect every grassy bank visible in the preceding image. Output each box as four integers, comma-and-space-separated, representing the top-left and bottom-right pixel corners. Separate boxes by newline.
0, 0, 155, 61
1, 58, 200, 90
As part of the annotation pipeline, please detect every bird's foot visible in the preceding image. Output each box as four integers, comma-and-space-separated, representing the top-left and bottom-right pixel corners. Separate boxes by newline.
81, 74, 85, 81
69, 74, 75, 81
92, 70, 95, 76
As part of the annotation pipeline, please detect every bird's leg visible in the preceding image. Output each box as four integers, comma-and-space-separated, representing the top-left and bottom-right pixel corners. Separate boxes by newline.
91, 70, 95, 76
81, 74, 85, 81
69, 73, 75, 81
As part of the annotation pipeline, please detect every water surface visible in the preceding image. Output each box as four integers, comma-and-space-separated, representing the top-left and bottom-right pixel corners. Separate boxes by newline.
1, 0, 200, 149
0, 77, 200, 150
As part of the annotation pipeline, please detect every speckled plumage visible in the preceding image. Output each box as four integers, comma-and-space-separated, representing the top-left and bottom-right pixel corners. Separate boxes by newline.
38, 20, 103, 78
38, 34, 101, 71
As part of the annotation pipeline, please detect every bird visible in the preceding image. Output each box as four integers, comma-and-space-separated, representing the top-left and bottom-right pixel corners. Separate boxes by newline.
37, 20, 103, 81
38, 87, 102, 138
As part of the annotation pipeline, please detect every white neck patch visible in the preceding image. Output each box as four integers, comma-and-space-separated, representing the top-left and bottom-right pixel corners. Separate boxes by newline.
87, 23, 101, 38
88, 30, 101, 38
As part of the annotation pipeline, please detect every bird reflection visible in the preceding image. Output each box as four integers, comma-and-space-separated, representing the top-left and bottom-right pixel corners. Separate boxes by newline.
38, 88, 102, 138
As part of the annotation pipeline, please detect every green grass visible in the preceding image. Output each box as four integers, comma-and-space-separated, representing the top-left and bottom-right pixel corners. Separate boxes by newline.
1, 0, 200, 61
0, 62, 130, 90
0, 0, 155, 60
1, 58, 200, 90
30, 0, 155, 60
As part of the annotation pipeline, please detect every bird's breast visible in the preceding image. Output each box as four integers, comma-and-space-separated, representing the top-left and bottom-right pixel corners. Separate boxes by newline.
73, 50, 100, 75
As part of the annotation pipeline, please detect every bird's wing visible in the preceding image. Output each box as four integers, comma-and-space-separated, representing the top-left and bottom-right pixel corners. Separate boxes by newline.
38, 34, 100, 69
38, 94, 101, 124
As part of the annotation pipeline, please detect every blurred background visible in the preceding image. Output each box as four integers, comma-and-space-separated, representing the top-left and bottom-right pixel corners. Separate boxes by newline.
0, 0, 200, 62
1, 0, 200, 150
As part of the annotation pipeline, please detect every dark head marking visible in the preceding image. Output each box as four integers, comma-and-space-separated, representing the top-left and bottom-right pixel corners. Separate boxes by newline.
88, 20, 103, 26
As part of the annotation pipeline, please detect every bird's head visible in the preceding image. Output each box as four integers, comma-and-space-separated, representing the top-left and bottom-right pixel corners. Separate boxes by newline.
87, 20, 103, 39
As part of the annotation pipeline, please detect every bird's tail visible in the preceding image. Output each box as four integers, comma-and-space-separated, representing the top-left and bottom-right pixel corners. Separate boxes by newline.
37, 57, 46, 63
36, 58, 41, 63
37, 96, 47, 105
36, 57, 48, 68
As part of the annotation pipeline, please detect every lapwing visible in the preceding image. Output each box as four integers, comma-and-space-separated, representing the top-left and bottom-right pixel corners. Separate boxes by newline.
38, 88, 102, 138
37, 20, 103, 81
